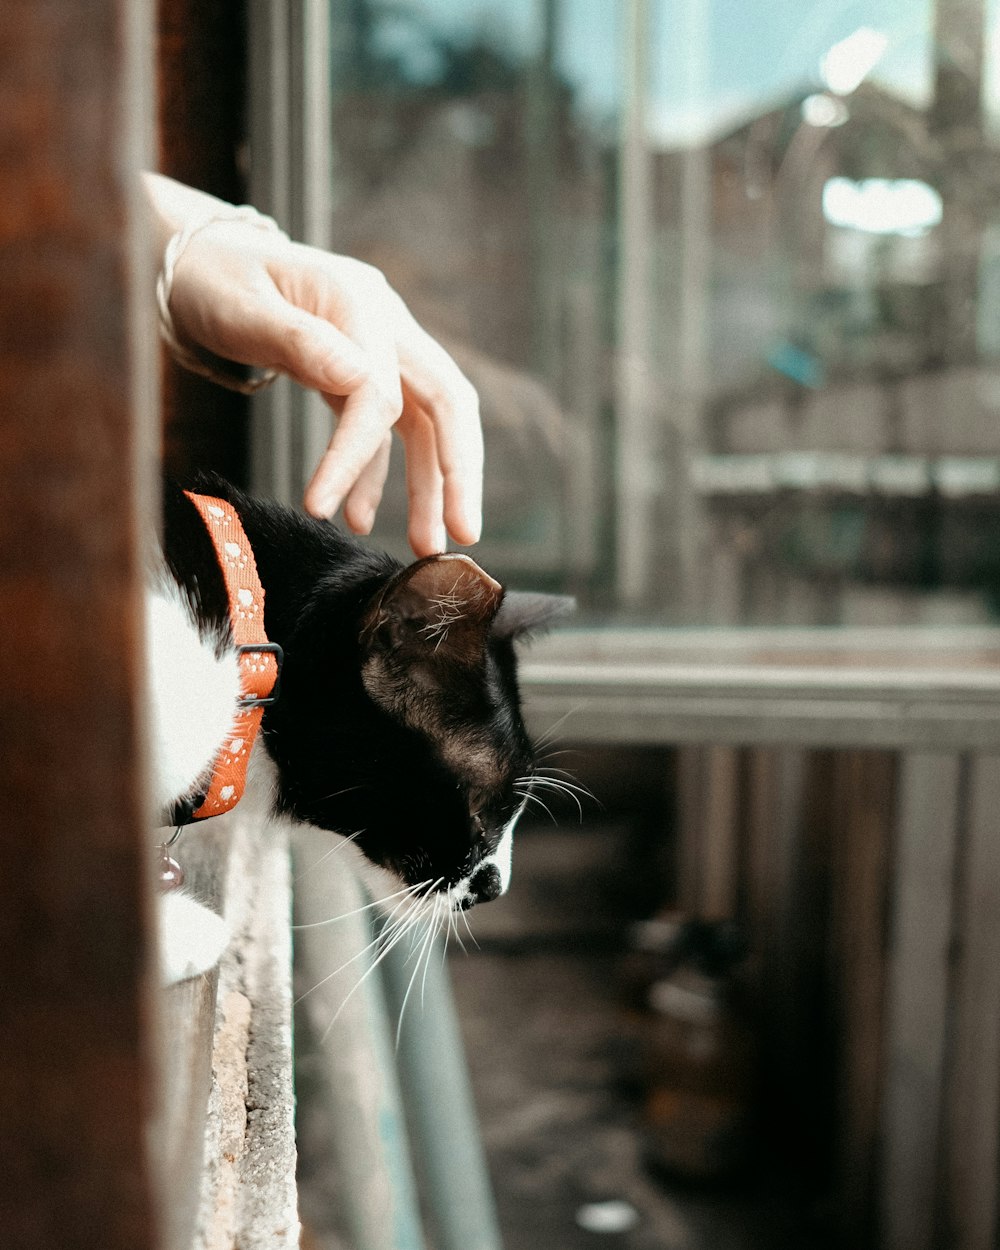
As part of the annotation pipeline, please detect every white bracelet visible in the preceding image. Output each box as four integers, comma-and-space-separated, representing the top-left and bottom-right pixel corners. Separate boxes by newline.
156, 206, 288, 395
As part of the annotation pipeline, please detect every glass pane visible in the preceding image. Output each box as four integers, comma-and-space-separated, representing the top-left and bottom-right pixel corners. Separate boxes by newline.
329, 0, 1000, 627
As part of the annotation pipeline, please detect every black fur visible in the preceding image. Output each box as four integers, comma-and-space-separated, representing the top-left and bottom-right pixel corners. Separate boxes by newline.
164, 475, 563, 902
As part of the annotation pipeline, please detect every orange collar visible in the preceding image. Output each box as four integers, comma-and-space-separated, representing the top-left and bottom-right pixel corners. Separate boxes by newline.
180, 490, 282, 823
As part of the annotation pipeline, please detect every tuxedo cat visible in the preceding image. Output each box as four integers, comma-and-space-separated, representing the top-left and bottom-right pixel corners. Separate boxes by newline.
148, 476, 568, 982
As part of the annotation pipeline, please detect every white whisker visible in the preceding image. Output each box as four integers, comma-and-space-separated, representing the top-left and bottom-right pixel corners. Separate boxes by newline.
459, 904, 480, 951
534, 766, 597, 797
525, 777, 584, 821
451, 901, 469, 957
395, 895, 439, 1048
294, 882, 426, 1005
314, 783, 369, 804
536, 769, 582, 782
518, 766, 598, 823
443, 903, 456, 967
517, 788, 557, 823
421, 896, 444, 1009
319, 888, 438, 1042
535, 748, 576, 764
292, 879, 412, 930
532, 704, 585, 750
293, 830, 363, 882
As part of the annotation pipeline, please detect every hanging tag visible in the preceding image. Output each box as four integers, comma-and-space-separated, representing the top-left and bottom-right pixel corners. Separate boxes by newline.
156, 826, 185, 892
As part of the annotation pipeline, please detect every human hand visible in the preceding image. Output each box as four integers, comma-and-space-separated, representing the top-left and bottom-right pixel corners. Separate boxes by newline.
148, 178, 482, 557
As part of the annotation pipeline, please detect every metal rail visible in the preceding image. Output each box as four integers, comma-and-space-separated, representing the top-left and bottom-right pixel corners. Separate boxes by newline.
521, 627, 1000, 749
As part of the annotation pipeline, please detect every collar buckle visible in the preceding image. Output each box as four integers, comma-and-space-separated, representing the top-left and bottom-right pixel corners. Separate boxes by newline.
236, 641, 284, 709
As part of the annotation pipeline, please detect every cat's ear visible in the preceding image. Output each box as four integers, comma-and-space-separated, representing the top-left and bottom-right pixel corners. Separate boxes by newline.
362, 553, 504, 666
492, 591, 575, 642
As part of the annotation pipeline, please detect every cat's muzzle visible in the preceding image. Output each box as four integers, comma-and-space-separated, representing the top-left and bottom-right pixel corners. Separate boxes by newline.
458, 864, 502, 910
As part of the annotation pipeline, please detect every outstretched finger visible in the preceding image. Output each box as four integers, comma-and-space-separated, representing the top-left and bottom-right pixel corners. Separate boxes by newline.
399, 408, 446, 557
395, 321, 483, 546
303, 381, 401, 518
342, 436, 392, 535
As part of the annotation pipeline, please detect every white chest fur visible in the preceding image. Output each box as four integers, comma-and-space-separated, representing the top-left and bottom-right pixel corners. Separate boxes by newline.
147, 579, 242, 983
145, 579, 242, 817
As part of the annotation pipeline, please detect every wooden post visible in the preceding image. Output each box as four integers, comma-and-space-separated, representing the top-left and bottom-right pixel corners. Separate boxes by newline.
614, 0, 654, 609
157, 0, 250, 487
881, 752, 963, 1250
0, 3, 159, 1248
944, 753, 1000, 1250
829, 750, 895, 1246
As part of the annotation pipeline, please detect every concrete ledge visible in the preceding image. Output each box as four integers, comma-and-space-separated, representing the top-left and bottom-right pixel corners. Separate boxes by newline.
166, 814, 299, 1250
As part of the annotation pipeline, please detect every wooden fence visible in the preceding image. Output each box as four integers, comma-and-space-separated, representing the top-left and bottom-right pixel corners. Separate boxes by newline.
522, 627, 1000, 1250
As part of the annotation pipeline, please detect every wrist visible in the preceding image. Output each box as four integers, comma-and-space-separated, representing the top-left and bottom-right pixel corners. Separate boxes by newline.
142, 172, 233, 250
155, 199, 288, 394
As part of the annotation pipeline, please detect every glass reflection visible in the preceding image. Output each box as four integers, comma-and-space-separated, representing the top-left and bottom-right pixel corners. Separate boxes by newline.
329, 0, 1000, 626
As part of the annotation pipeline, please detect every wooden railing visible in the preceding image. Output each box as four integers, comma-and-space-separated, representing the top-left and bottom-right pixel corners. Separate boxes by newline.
0, 4, 160, 1248
521, 627, 1000, 1250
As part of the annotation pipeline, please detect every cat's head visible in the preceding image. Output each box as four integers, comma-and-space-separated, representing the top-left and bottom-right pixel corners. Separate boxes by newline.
265, 551, 570, 914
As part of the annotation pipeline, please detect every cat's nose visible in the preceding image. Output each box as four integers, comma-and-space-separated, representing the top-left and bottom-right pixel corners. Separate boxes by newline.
469, 864, 502, 904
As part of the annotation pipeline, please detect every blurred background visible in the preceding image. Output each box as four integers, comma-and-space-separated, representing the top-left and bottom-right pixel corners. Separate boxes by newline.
323, 0, 1000, 630
157, 2, 1000, 1247
247, 3, 1000, 1249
